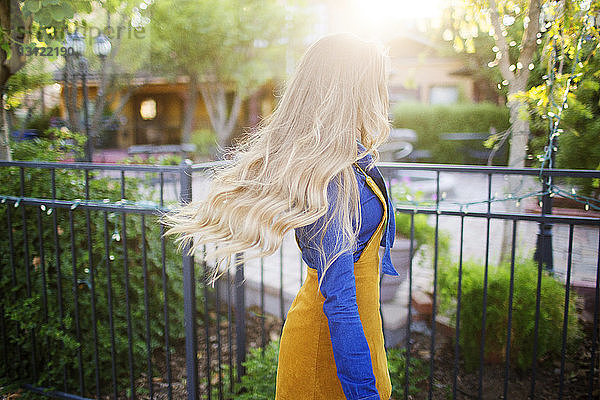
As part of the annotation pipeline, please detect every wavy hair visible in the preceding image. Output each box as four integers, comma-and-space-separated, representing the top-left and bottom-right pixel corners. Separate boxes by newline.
160, 33, 390, 285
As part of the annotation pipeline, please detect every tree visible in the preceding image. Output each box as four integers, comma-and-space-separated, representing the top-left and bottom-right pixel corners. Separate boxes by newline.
522, 2, 600, 198
1, 1, 154, 158
447, 0, 543, 169
0, 0, 94, 160
147, 0, 306, 152
61, 1, 152, 148
446, 0, 599, 261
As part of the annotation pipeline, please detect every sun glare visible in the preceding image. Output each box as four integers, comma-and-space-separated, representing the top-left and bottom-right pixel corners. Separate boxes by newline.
353, 0, 447, 23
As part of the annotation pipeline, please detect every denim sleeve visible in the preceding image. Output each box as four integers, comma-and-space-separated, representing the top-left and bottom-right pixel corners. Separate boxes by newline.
295, 179, 380, 400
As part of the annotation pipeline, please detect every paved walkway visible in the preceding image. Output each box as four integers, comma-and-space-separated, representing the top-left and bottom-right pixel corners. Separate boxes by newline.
432, 172, 599, 285
190, 168, 598, 342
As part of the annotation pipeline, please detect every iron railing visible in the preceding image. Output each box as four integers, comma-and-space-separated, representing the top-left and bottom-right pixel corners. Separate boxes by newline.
0, 160, 598, 400
376, 162, 599, 400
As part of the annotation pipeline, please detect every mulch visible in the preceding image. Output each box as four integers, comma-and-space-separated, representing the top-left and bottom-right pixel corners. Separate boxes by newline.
2, 307, 597, 399
405, 318, 599, 400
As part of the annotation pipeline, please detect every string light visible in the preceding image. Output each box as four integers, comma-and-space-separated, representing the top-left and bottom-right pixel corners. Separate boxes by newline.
0, 195, 162, 211
2, 18, 599, 223
393, 186, 599, 212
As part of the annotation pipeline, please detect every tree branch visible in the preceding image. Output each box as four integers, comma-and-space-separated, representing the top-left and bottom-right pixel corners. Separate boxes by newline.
224, 89, 242, 136
101, 87, 134, 128
200, 83, 220, 133
1, 0, 29, 88
488, 0, 513, 81
517, 0, 542, 74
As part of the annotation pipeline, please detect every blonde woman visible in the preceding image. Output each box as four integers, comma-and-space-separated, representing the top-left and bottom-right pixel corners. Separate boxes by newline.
161, 33, 398, 400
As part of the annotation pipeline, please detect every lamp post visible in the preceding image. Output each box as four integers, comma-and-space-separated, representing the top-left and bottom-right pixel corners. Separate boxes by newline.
64, 29, 111, 162
69, 30, 93, 162
61, 33, 73, 135
93, 33, 112, 59
92, 33, 111, 144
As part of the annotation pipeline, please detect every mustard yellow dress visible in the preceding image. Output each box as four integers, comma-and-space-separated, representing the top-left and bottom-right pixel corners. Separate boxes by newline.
275, 165, 392, 400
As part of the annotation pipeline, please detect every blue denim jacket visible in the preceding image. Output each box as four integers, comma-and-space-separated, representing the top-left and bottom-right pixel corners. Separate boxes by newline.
293, 143, 398, 399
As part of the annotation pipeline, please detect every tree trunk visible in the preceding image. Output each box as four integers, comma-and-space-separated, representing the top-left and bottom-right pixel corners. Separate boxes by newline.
181, 74, 198, 144
1, 0, 29, 160
201, 83, 242, 157
506, 92, 529, 170
487, 0, 541, 263
247, 88, 261, 130
0, 88, 11, 160
499, 83, 531, 262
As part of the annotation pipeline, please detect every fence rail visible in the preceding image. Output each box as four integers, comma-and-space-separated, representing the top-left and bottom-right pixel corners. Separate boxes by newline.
0, 160, 598, 400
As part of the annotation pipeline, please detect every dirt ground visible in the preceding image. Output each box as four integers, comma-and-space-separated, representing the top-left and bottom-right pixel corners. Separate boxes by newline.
2, 307, 597, 400
141, 309, 598, 400
405, 320, 599, 400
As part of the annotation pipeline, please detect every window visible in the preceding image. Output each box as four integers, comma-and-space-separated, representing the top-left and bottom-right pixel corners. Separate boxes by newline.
140, 98, 157, 120
429, 86, 459, 104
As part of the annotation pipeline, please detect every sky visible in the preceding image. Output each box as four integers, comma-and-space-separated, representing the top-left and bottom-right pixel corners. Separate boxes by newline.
344, 0, 453, 40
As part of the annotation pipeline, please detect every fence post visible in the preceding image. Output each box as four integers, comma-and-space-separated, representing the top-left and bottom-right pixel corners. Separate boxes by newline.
234, 252, 246, 382
180, 159, 198, 400
535, 168, 554, 272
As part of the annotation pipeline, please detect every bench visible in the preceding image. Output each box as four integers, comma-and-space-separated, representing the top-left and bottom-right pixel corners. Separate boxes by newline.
127, 143, 197, 156
441, 129, 507, 164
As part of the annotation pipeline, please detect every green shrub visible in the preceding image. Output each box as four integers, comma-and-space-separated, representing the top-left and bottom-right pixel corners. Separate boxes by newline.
392, 102, 510, 165
23, 106, 62, 136
387, 347, 428, 398
233, 340, 431, 399
438, 258, 582, 372
191, 128, 217, 160
235, 340, 280, 400
0, 131, 186, 397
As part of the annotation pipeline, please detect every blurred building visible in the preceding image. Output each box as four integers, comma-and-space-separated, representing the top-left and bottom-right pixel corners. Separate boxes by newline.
52, 0, 490, 151
52, 70, 275, 150
304, 0, 490, 106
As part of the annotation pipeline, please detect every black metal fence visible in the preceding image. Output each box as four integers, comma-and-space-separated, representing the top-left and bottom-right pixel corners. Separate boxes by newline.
377, 162, 599, 400
0, 160, 598, 400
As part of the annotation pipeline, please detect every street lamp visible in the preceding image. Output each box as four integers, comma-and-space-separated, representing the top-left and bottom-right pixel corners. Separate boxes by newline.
92, 32, 111, 101
70, 29, 86, 56
93, 33, 112, 58
62, 28, 112, 163
71, 31, 93, 162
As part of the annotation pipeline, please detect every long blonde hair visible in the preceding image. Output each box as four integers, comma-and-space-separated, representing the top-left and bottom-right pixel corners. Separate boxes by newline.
160, 33, 390, 284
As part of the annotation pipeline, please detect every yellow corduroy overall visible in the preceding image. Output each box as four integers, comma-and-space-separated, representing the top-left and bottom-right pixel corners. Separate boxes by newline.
275, 164, 392, 400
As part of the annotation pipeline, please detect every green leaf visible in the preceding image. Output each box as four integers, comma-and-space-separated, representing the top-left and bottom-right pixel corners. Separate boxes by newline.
50, 3, 75, 21
28, 0, 43, 13
33, 8, 54, 26
1, 43, 11, 61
